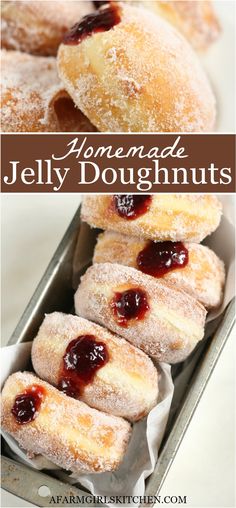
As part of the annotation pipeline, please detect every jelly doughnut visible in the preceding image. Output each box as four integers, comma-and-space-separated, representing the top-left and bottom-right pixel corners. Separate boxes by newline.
32, 312, 158, 422
124, 1, 221, 51
1, 371, 131, 473
1, 50, 96, 132
57, 3, 216, 132
93, 231, 225, 310
81, 194, 222, 243
1, 1, 94, 56
75, 263, 206, 364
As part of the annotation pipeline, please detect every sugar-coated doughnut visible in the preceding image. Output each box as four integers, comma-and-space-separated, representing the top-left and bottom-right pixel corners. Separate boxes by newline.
1, 50, 96, 132
57, 3, 216, 132
75, 263, 206, 364
81, 194, 222, 243
1, 371, 131, 473
1, 1, 94, 56
32, 312, 158, 422
93, 231, 225, 310
124, 1, 221, 51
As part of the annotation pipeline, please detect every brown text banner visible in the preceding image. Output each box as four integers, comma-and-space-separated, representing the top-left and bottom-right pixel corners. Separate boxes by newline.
1, 134, 235, 193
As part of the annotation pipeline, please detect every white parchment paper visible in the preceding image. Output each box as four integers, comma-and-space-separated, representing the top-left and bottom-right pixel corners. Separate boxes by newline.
1, 195, 235, 504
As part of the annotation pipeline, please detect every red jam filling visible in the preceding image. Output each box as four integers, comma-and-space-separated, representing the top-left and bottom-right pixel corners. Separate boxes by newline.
63, 4, 121, 45
113, 195, 152, 220
11, 385, 45, 424
58, 335, 109, 397
137, 241, 189, 277
111, 288, 149, 327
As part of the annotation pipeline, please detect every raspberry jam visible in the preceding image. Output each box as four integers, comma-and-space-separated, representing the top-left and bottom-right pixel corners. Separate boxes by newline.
113, 195, 152, 220
58, 335, 109, 397
111, 288, 149, 327
57, 378, 78, 399
63, 4, 121, 45
11, 385, 45, 424
137, 241, 189, 277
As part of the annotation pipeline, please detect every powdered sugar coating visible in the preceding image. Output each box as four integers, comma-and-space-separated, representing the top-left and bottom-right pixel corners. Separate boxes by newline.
128, 1, 221, 51
1, 49, 96, 132
32, 312, 158, 421
75, 263, 207, 364
81, 194, 222, 243
1, 371, 131, 473
1, 1, 94, 56
58, 3, 216, 132
93, 231, 225, 309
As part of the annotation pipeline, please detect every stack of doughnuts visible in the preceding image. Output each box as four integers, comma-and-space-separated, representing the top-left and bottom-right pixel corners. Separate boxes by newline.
1, 310, 159, 472
1, 193, 225, 475
1, 0, 220, 132
1, 274, 160, 473
75, 194, 225, 363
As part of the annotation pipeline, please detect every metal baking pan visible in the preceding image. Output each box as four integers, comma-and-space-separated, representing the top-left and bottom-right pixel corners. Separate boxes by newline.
1, 206, 235, 507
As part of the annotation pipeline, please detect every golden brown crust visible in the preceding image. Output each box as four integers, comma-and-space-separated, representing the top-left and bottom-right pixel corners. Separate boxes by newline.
75, 263, 207, 364
93, 231, 225, 309
58, 3, 216, 132
1, 49, 96, 132
81, 194, 222, 243
129, 1, 221, 51
1, 371, 131, 473
1, 1, 94, 56
32, 312, 158, 421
